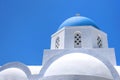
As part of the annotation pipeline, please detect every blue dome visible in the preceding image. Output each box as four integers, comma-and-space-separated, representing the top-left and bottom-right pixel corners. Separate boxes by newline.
58, 16, 99, 30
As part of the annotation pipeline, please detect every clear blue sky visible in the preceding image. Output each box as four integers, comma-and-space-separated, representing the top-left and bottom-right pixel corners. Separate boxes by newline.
0, 0, 120, 65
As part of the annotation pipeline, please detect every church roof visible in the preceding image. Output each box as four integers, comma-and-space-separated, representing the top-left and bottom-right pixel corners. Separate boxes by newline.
44, 53, 113, 79
58, 16, 99, 30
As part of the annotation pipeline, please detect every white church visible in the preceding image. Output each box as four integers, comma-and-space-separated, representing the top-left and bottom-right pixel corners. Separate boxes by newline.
0, 15, 120, 80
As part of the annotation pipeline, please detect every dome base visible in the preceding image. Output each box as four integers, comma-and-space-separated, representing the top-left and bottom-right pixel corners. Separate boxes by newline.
42, 75, 112, 80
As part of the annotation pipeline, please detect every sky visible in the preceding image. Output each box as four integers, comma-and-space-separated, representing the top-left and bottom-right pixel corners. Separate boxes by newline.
0, 0, 120, 65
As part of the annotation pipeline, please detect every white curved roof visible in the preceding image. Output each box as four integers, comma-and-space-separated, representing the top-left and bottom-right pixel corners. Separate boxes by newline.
0, 68, 28, 80
44, 53, 113, 79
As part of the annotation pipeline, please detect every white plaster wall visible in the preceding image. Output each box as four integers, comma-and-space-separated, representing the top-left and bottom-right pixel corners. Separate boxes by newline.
64, 26, 93, 49
51, 28, 65, 49
90, 26, 108, 48
28, 66, 42, 75
42, 48, 116, 66
114, 66, 120, 76
51, 26, 108, 49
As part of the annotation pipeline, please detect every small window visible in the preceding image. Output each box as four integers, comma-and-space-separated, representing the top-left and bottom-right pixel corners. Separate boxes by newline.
74, 32, 81, 48
97, 36, 102, 48
55, 37, 60, 49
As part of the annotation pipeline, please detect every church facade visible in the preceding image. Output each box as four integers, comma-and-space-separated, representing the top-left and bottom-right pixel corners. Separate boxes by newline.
0, 15, 120, 80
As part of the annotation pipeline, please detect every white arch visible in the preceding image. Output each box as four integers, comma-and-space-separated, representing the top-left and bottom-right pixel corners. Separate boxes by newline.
0, 62, 31, 78
39, 50, 120, 80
